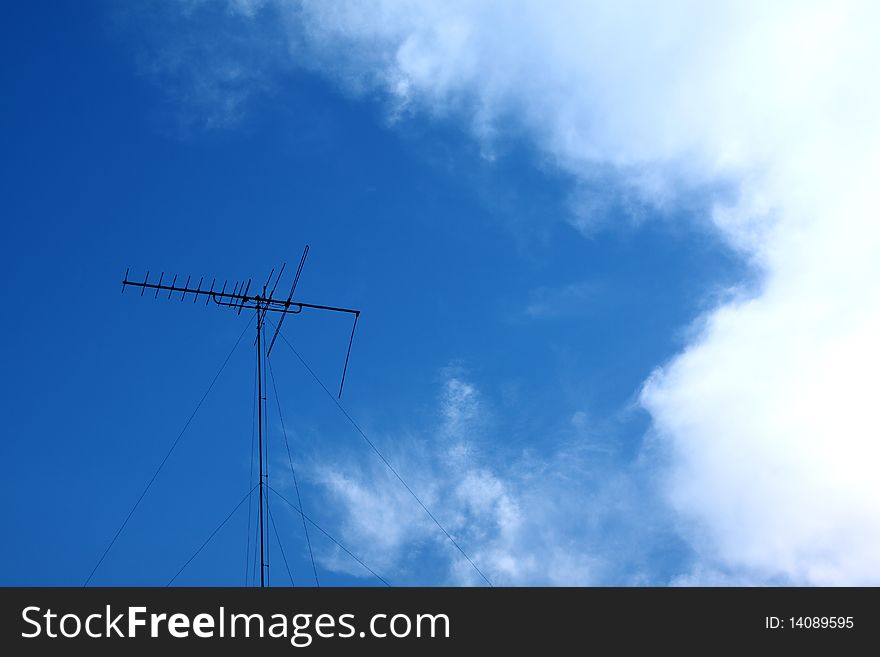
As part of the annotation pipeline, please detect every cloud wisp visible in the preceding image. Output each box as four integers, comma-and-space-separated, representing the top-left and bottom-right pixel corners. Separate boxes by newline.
288, 373, 678, 586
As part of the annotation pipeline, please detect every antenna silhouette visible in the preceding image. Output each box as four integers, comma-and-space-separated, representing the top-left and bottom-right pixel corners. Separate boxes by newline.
121, 246, 360, 587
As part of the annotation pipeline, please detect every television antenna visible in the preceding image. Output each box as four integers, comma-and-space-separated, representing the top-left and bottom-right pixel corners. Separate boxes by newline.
114, 246, 359, 587
85, 245, 492, 587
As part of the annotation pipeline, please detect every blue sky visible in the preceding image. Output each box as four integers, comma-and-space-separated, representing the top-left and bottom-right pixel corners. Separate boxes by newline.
3, 2, 877, 586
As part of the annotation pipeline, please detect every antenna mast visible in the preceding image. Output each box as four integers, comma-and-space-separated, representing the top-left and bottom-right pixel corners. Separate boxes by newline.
256, 298, 265, 587
121, 246, 360, 587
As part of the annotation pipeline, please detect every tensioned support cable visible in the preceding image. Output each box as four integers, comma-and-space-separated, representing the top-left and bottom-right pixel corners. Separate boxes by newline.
245, 350, 258, 586
267, 320, 494, 587
268, 505, 295, 586
266, 357, 319, 586
84, 317, 254, 586
269, 485, 391, 587
167, 484, 258, 586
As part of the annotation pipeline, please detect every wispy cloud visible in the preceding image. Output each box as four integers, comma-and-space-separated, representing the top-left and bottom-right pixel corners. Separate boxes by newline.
118, 1, 287, 129
279, 371, 682, 586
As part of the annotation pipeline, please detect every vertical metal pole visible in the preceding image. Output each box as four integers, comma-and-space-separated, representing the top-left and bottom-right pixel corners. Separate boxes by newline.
256, 305, 265, 587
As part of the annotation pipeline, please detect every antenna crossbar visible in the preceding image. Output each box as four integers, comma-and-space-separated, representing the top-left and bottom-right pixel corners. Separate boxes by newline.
122, 275, 359, 317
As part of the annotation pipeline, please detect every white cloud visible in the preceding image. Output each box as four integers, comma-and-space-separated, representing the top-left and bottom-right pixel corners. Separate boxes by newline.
301, 373, 672, 585
160, 1, 880, 583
